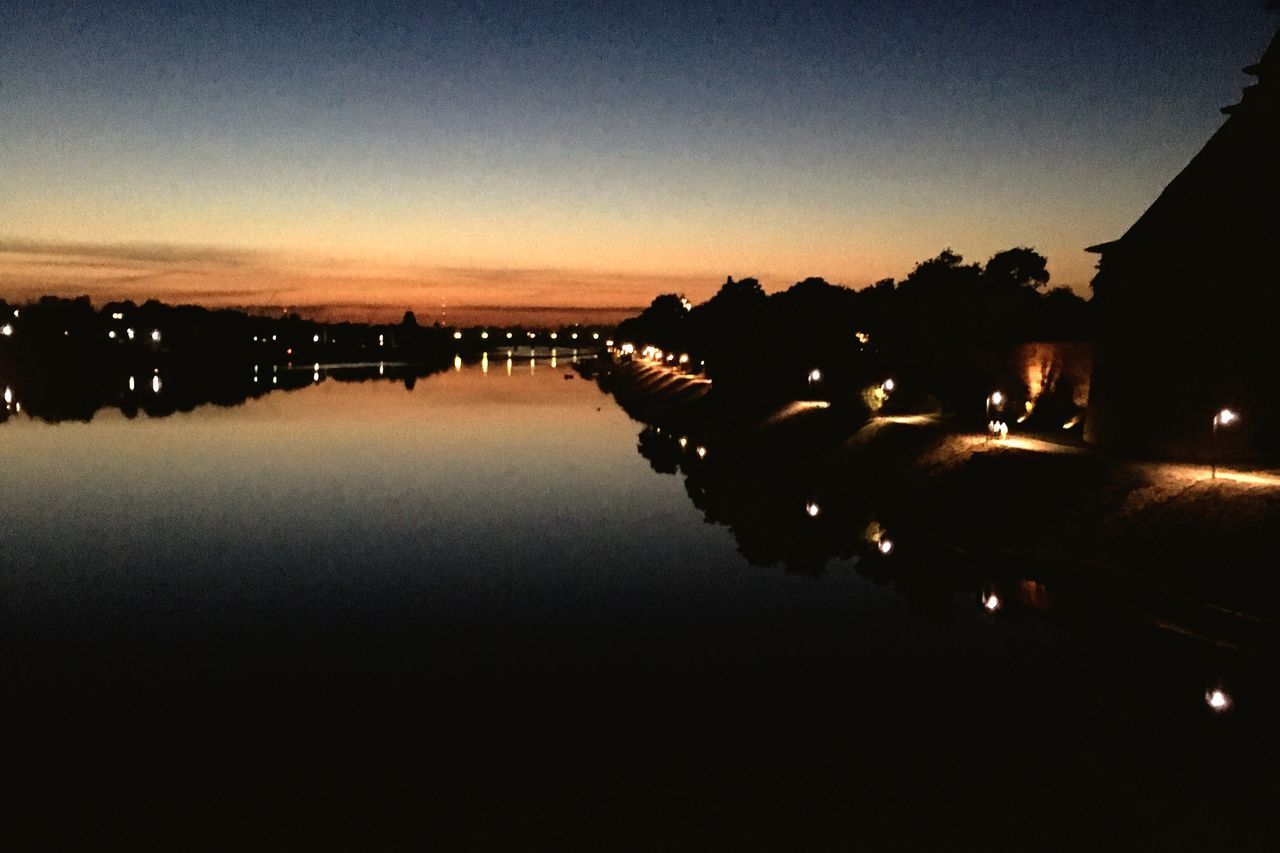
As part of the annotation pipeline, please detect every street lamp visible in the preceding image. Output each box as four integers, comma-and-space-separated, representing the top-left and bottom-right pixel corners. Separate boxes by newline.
986, 391, 1004, 443
1211, 408, 1238, 479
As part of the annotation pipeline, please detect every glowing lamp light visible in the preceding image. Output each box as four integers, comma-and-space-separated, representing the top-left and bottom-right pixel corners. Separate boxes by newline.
506, 332, 514, 339
550, 332, 558, 340
111, 312, 124, 320
882, 378, 895, 392
1216, 409, 1238, 426
453, 331, 463, 340
808, 369, 822, 383
454, 355, 462, 370
983, 592, 1001, 613
1, 324, 13, 336
151, 329, 161, 342
571, 332, 578, 339
378, 334, 385, 346
480, 331, 488, 339
678, 437, 688, 448
695, 446, 708, 459
128, 376, 135, 391
3, 387, 11, 405
679, 354, 690, 364
593, 333, 600, 340
151, 375, 162, 394
620, 343, 633, 354
1205, 688, 1231, 713
877, 538, 894, 555
126, 328, 135, 340
805, 501, 821, 518
990, 390, 1003, 407
108, 330, 117, 339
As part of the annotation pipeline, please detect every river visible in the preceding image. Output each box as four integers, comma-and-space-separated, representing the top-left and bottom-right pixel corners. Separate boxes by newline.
0, 361, 1274, 848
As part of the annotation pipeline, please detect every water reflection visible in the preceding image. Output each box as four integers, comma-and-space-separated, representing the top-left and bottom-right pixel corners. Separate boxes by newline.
0, 360, 449, 424
598, 366, 1266, 721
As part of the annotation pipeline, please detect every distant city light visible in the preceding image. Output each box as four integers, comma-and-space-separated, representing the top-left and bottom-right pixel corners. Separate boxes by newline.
108, 330, 117, 339
313, 334, 320, 343
111, 312, 124, 320
151, 375, 162, 394
1206, 688, 1231, 713
592, 333, 599, 340
550, 332, 558, 340
481, 331, 489, 339
990, 390, 1003, 407
805, 501, 821, 518
808, 369, 822, 383
983, 592, 1001, 613
1, 324, 12, 336
678, 437, 688, 448
877, 538, 894, 555
696, 446, 708, 459
126, 328, 135, 340
1216, 408, 1238, 427
679, 354, 690, 364
506, 332, 514, 339
882, 378, 895, 392
378, 334, 385, 346
128, 376, 135, 391
619, 342, 633, 354
151, 329, 161, 342
3, 387, 11, 405
454, 355, 462, 370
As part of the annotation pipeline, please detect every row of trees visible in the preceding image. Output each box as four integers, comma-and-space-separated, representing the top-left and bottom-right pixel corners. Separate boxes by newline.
614, 247, 1092, 405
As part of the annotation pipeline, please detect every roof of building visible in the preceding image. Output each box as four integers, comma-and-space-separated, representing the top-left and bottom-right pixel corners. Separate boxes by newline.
1087, 29, 1280, 254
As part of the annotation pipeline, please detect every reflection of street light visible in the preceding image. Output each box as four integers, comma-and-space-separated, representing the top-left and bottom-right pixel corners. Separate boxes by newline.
1212, 408, 1239, 479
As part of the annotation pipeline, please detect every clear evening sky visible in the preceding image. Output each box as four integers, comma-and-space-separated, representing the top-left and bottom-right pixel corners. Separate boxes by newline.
1, 1, 1275, 323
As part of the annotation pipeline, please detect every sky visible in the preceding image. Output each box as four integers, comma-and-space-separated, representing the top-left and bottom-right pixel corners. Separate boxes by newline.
1, 0, 1276, 323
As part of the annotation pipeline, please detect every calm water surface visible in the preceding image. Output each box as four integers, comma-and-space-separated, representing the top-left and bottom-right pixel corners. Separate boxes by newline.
1, 363, 1274, 848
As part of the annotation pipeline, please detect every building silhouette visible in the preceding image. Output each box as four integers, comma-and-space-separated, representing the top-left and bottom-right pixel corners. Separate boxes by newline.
1085, 29, 1280, 460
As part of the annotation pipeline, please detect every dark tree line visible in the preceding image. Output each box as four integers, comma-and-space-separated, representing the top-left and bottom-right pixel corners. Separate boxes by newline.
614, 247, 1092, 409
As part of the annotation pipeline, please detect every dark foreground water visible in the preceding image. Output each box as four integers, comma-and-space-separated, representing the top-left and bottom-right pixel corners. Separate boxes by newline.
1, 362, 1275, 849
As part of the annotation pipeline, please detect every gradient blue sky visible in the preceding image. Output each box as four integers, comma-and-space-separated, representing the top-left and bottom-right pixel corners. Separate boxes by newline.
1, 0, 1276, 321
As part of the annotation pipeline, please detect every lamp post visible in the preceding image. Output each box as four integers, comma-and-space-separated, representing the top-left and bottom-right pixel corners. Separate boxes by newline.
1211, 408, 1238, 479
986, 390, 1003, 443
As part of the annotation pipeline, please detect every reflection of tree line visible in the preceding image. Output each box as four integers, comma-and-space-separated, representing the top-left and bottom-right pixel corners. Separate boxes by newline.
627, 421, 1264, 668
0, 295, 458, 423
0, 361, 446, 425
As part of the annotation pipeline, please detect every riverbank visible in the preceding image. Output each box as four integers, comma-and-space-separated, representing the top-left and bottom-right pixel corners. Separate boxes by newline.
594, 359, 1280, 629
